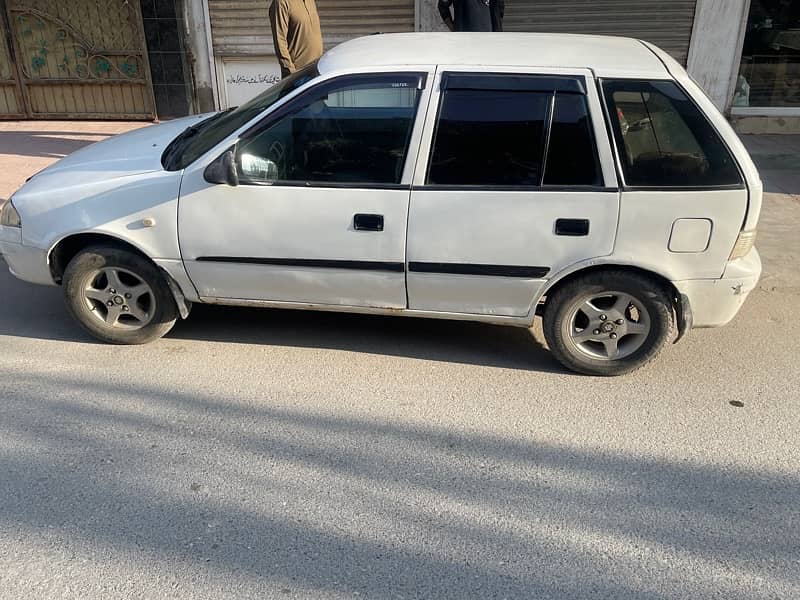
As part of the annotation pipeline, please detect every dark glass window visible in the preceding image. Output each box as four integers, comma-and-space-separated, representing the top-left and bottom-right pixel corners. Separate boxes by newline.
237, 75, 422, 185
427, 88, 550, 186
603, 80, 743, 187
736, 1, 800, 108
543, 94, 602, 186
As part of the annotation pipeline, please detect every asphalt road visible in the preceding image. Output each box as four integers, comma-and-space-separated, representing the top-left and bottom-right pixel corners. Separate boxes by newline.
1, 125, 799, 598
1, 252, 799, 599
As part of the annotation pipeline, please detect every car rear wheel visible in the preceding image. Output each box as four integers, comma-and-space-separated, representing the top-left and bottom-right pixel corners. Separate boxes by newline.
543, 271, 674, 376
63, 245, 177, 344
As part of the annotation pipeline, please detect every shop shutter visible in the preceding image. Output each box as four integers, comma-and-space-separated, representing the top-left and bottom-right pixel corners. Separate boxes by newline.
208, 0, 415, 56
317, 0, 415, 47
208, 0, 272, 56
504, 0, 698, 65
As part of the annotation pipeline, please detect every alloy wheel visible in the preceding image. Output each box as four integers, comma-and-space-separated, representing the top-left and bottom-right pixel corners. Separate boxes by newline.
82, 267, 155, 330
566, 291, 651, 360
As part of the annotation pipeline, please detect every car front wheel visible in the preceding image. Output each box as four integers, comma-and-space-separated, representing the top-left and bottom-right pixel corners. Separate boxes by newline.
63, 245, 178, 344
543, 271, 674, 376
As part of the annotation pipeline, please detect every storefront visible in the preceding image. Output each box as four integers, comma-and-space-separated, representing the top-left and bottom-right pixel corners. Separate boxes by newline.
732, 0, 800, 129
501, 0, 699, 65
204, 0, 416, 109
197, 0, 700, 110
9, 0, 796, 132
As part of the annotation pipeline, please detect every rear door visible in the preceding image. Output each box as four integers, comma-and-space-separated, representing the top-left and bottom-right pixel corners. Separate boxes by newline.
406, 67, 620, 317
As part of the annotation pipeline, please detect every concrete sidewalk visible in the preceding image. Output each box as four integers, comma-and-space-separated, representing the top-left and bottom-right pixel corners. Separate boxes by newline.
741, 134, 800, 196
0, 120, 148, 200
738, 135, 800, 293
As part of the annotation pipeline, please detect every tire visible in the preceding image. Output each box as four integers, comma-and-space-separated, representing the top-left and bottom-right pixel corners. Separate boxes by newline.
62, 245, 178, 344
543, 270, 674, 376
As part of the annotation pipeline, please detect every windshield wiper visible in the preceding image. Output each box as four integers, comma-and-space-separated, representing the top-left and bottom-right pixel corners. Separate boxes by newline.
162, 108, 238, 170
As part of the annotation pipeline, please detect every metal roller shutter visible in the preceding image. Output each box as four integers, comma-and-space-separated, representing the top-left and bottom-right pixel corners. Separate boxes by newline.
208, 0, 415, 56
317, 0, 415, 47
504, 0, 698, 65
208, 0, 272, 56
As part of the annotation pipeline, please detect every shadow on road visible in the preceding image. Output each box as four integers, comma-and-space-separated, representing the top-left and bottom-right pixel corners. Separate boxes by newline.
1, 374, 797, 598
170, 303, 562, 372
0, 260, 563, 373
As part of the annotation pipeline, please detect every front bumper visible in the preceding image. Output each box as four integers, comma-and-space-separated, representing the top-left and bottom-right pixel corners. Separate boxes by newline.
0, 226, 53, 286
673, 248, 762, 328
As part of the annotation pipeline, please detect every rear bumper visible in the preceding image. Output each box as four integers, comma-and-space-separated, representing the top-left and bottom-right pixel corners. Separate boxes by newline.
0, 227, 53, 286
673, 248, 761, 328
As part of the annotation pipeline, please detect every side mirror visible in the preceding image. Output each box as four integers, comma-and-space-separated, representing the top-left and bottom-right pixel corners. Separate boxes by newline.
204, 150, 239, 186
240, 153, 279, 182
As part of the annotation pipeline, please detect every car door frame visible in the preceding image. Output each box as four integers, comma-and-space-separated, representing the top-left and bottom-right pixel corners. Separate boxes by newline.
405, 65, 621, 321
177, 64, 437, 309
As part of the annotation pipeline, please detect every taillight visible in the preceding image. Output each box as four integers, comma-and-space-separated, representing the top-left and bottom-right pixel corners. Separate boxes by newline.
729, 230, 757, 261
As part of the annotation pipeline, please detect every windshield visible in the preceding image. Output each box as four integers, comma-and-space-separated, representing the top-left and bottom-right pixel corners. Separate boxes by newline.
163, 63, 320, 171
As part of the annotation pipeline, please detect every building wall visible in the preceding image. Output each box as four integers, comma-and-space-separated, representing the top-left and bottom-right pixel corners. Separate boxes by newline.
183, 0, 217, 113
686, 0, 750, 112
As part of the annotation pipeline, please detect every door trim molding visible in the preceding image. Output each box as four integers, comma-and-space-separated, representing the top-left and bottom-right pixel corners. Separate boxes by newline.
195, 257, 406, 272
194, 257, 551, 279
409, 262, 550, 278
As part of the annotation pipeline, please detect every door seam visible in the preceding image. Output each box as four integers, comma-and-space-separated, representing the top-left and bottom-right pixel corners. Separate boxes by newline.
404, 65, 440, 310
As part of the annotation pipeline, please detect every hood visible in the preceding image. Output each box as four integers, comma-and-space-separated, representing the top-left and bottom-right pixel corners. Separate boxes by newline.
24, 113, 214, 188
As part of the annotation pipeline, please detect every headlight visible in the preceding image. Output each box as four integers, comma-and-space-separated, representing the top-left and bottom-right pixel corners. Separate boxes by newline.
0, 199, 21, 228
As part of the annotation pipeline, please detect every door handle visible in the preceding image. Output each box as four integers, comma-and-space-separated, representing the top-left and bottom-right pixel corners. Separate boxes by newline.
354, 213, 384, 232
555, 218, 590, 236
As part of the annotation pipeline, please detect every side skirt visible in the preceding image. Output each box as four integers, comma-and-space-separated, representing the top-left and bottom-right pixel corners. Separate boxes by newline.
197, 296, 536, 328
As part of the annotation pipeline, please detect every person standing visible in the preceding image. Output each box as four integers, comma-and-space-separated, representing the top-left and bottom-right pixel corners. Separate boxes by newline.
269, 0, 324, 78
438, 0, 493, 32
490, 0, 505, 32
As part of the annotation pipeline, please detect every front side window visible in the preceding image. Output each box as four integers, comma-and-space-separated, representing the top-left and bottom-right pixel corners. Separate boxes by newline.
602, 80, 743, 188
236, 74, 423, 185
164, 63, 320, 171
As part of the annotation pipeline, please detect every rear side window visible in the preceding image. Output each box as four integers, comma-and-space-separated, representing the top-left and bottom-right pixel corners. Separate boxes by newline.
544, 94, 602, 186
427, 74, 602, 188
427, 88, 550, 186
602, 80, 743, 188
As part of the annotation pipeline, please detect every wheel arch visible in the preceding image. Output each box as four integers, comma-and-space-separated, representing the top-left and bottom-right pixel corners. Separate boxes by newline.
48, 232, 192, 319
537, 261, 691, 342
48, 232, 152, 285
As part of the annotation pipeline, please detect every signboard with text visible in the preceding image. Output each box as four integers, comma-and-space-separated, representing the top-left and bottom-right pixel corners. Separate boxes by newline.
219, 58, 282, 108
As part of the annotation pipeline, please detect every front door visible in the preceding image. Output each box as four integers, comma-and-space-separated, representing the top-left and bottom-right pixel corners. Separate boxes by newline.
179, 70, 431, 309
407, 68, 621, 317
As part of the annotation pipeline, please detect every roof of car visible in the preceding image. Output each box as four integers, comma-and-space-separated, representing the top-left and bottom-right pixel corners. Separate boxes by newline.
318, 32, 672, 79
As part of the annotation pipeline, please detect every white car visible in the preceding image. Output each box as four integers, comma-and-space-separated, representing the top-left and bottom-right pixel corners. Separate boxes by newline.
0, 33, 762, 376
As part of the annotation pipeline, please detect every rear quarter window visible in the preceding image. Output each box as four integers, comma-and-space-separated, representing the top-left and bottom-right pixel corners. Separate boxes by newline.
602, 80, 743, 188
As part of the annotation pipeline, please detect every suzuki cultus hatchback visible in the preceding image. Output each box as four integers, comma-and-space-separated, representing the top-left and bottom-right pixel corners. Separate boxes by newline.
0, 33, 762, 375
